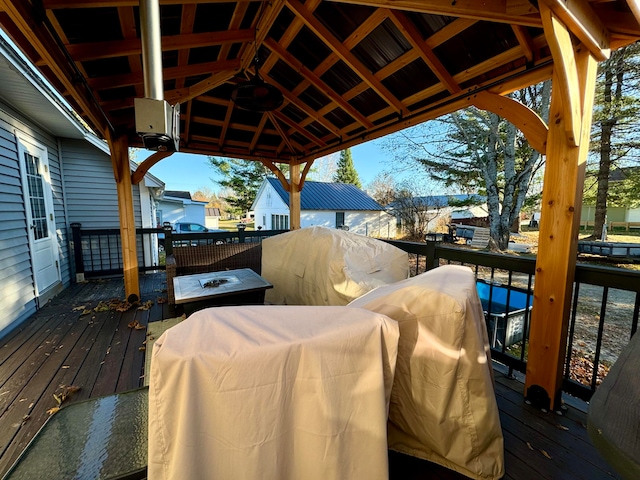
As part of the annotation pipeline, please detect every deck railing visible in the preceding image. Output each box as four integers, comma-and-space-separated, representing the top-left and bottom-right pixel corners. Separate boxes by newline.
386, 239, 640, 402
69, 223, 285, 277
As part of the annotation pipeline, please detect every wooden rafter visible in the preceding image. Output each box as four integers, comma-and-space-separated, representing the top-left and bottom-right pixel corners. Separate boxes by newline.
327, 0, 542, 27
511, 25, 536, 63
286, 0, 408, 116
65, 29, 254, 62
387, 10, 461, 94
165, 68, 240, 104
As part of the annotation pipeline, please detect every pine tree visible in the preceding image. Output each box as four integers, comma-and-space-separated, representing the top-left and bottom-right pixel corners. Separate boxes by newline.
333, 149, 362, 188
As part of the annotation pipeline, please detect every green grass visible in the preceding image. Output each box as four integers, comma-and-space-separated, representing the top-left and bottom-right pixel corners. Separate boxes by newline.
218, 219, 255, 231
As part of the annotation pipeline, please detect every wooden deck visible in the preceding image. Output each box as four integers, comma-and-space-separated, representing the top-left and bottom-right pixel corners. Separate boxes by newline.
0, 274, 621, 479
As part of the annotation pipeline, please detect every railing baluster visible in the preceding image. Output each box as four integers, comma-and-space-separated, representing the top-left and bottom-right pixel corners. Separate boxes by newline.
564, 282, 581, 381
591, 287, 609, 392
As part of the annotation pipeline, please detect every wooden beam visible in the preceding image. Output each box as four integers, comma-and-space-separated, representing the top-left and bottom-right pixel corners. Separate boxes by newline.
286, 0, 408, 116
131, 151, 173, 185
540, 0, 610, 61
266, 112, 303, 156
165, 69, 240, 104
0, 0, 110, 135
540, 2, 581, 147
470, 91, 548, 154
106, 132, 140, 302
88, 59, 241, 90
259, 159, 289, 189
511, 25, 536, 62
289, 162, 301, 230
326, 0, 542, 28
525, 45, 598, 412
626, 0, 640, 29
44, 0, 262, 7
264, 38, 374, 129
66, 29, 254, 61
388, 10, 461, 94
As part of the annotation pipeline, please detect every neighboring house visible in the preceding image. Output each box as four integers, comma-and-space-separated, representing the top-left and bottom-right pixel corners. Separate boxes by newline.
252, 178, 397, 238
205, 207, 222, 229
0, 36, 163, 338
581, 167, 640, 224
156, 190, 207, 227
387, 194, 488, 232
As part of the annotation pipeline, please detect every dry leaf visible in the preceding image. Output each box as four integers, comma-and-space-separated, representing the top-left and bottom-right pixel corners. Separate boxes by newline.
540, 449, 552, 459
128, 320, 146, 330
61, 365, 70, 369
138, 300, 154, 311
156, 297, 167, 304
556, 424, 569, 431
21, 414, 30, 425
526, 442, 534, 451
72, 306, 86, 311
46, 407, 60, 415
139, 346, 146, 351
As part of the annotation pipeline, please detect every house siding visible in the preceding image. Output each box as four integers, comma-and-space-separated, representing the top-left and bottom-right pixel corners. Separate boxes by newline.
61, 138, 142, 228
0, 100, 67, 335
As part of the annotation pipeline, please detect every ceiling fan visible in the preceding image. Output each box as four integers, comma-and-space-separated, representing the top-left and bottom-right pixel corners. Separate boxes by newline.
230, 53, 284, 112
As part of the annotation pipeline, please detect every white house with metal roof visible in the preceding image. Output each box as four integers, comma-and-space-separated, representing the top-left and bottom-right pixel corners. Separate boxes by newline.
0, 35, 164, 338
155, 190, 207, 227
252, 178, 397, 238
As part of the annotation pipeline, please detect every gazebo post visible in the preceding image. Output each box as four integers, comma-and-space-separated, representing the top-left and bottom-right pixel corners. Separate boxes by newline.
107, 131, 141, 302
525, 4, 599, 411
289, 161, 301, 229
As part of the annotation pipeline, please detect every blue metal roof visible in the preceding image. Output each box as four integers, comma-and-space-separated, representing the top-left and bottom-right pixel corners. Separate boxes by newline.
387, 194, 485, 210
266, 178, 384, 211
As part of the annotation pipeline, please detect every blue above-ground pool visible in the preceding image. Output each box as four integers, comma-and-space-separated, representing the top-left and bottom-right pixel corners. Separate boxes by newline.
476, 280, 534, 349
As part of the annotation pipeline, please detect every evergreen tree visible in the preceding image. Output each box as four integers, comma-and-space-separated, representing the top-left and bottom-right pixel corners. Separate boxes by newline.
334, 149, 362, 188
207, 157, 270, 216
587, 44, 640, 239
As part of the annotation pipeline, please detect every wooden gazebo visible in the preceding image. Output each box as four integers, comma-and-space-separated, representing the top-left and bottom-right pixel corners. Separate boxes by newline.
1, 0, 639, 411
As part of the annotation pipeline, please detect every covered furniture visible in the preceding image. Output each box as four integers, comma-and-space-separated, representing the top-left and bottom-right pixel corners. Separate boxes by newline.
261, 226, 409, 306
165, 242, 262, 304
148, 305, 400, 480
588, 332, 640, 480
349, 265, 504, 480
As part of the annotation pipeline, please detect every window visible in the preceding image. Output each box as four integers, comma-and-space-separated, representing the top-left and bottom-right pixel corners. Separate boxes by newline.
272, 214, 289, 230
335, 212, 345, 229
24, 152, 48, 240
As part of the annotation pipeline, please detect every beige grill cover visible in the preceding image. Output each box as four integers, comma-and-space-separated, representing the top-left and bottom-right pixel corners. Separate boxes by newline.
148, 305, 400, 480
262, 226, 409, 306
348, 265, 505, 480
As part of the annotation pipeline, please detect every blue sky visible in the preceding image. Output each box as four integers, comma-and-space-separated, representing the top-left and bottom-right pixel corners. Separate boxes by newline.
143, 139, 395, 194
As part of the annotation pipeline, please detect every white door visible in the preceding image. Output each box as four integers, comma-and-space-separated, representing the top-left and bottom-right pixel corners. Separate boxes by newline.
17, 135, 60, 296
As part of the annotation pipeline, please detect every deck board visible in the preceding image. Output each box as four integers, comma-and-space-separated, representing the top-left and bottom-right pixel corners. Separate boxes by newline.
0, 274, 623, 479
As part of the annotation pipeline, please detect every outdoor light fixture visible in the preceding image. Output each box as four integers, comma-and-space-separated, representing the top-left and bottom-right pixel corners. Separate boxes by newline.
231, 55, 283, 112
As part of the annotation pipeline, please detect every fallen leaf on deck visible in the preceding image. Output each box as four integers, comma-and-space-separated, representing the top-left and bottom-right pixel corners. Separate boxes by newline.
72, 306, 86, 311
46, 407, 60, 415
156, 297, 167, 304
81, 309, 92, 315
556, 424, 569, 431
540, 449, 552, 459
526, 442, 534, 451
139, 346, 146, 351
138, 300, 154, 311
128, 320, 146, 330
21, 415, 30, 425
61, 365, 70, 369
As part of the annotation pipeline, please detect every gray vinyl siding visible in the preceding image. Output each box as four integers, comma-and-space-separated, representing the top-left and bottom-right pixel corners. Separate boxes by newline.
0, 101, 69, 335
61, 138, 142, 228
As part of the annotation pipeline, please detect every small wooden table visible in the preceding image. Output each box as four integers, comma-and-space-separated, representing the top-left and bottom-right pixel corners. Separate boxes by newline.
173, 268, 273, 314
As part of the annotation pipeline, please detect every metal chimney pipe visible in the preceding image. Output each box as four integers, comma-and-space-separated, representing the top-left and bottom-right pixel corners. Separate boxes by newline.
139, 0, 164, 100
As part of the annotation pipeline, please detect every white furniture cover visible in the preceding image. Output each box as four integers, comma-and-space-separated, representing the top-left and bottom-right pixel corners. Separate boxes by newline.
148, 305, 400, 480
348, 265, 505, 480
261, 226, 409, 306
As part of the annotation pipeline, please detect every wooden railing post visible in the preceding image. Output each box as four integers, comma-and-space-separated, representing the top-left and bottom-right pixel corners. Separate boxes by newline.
163, 224, 173, 256
425, 240, 438, 270
70, 222, 85, 283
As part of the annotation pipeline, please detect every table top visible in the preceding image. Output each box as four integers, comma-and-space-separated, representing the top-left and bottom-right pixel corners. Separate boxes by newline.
148, 305, 399, 480
5, 387, 148, 480
173, 268, 272, 305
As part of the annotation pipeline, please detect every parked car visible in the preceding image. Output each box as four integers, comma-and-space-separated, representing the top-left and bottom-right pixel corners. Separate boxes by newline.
159, 222, 228, 250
